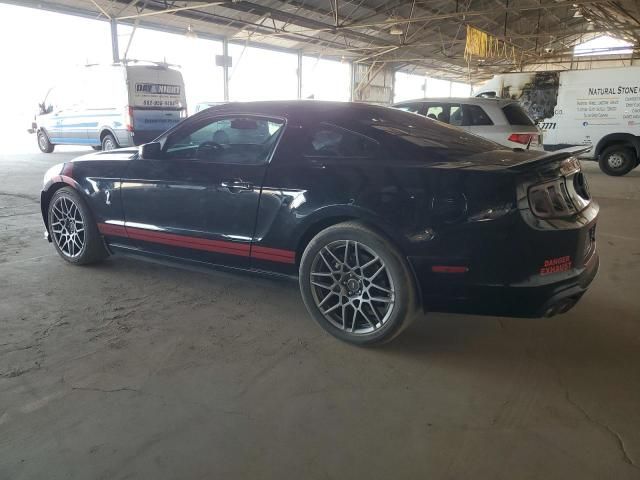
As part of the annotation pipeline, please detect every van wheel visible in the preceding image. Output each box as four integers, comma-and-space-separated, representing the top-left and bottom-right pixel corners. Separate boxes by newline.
37, 130, 54, 153
599, 146, 636, 176
101, 133, 118, 151
299, 222, 418, 346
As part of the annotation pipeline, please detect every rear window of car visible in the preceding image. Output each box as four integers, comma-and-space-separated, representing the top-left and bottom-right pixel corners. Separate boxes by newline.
358, 108, 502, 155
502, 103, 535, 126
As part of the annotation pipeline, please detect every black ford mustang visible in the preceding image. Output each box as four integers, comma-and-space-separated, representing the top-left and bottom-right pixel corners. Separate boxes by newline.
41, 101, 599, 345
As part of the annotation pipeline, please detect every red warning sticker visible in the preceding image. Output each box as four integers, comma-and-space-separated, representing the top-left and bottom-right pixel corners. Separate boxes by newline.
540, 256, 572, 276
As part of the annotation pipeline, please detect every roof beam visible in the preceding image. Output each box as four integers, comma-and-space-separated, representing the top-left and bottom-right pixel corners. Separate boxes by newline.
116, 2, 225, 20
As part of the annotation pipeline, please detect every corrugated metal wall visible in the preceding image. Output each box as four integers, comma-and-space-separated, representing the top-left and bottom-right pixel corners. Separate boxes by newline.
353, 63, 394, 105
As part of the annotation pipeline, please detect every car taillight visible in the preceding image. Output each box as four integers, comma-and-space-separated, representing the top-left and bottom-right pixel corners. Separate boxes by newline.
527, 158, 590, 218
508, 133, 535, 145
125, 106, 134, 132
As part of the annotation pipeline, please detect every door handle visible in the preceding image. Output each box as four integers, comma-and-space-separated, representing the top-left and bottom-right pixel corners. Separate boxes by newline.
220, 180, 253, 192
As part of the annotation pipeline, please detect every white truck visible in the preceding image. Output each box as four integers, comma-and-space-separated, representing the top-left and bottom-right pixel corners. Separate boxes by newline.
474, 67, 640, 176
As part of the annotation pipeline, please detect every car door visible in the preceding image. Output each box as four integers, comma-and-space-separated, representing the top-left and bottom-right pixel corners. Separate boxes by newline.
37, 87, 60, 141
460, 104, 495, 139
120, 114, 286, 268
48, 79, 90, 145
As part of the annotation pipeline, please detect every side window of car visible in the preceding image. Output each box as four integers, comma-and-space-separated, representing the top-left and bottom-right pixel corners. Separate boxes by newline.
164, 116, 285, 164
304, 124, 378, 158
425, 104, 447, 123
449, 104, 463, 126
396, 103, 423, 114
463, 105, 494, 126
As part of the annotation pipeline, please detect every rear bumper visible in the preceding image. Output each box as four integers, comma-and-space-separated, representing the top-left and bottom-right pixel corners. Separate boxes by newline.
412, 247, 598, 318
412, 250, 600, 318
410, 195, 599, 319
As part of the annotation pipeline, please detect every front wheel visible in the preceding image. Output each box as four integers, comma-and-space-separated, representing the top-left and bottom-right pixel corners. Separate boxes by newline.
37, 130, 54, 153
299, 222, 417, 346
598, 146, 636, 176
48, 187, 108, 265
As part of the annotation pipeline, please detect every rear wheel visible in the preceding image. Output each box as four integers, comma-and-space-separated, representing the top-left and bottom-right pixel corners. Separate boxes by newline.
48, 187, 108, 265
598, 145, 636, 176
101, 133, 118, 151
299, 222, 417, 346
37, 130, 54, 153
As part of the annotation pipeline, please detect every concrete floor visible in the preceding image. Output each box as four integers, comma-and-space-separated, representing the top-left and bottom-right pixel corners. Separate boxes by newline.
1, 144, 639, 480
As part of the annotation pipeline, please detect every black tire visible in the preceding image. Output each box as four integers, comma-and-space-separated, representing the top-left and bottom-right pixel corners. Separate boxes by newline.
92, 146, 102, 151
37, 130, 54, 153
598, 146, 636, 176
101, 133, 118, 151
299, 221, 418, 346
47, 187, 108, 265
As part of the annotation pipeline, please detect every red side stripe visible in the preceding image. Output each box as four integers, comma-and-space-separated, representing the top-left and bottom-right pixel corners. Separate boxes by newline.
431, 265, 469, 274
252, 245, 296, 260
98, 223, 127, 237
96, 223, 295, 264
126, 226, 250, 255
252, 251, 296, 264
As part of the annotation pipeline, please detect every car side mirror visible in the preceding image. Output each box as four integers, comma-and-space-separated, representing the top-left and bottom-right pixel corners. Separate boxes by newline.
39, 102, 53, 115
139, 142, 162, 159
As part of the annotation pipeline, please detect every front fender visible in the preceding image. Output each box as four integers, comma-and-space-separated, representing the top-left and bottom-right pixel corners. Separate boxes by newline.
595, 133, 640, 158
41, 167, 83, 239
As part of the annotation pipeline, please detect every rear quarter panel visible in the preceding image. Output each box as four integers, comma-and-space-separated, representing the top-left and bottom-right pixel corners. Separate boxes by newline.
252, 120, 515, 275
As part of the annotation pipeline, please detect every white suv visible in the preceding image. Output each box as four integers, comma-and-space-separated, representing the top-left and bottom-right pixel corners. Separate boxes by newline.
393, 97, 543, 150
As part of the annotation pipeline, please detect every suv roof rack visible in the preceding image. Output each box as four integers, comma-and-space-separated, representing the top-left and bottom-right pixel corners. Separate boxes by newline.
83, 60, 182, 69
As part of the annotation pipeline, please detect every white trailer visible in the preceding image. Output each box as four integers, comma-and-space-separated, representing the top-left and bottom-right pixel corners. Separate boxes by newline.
474, 67, 640, 176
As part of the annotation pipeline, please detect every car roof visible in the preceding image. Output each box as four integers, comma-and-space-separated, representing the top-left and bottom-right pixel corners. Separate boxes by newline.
394, 97, 516, 107
191, 100, 402, 121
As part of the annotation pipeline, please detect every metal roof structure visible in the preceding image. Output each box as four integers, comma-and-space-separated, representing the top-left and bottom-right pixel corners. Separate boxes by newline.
7, 0, 640, 81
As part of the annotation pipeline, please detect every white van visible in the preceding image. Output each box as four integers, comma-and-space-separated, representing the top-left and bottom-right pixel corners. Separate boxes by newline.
474, 67, 640, 175
32, 62, 187, 152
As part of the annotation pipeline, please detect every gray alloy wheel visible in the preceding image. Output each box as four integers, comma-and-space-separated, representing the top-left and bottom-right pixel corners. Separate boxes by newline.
101, 133, 118, 151
37, 130, 54, 153
50, 195, 86, 258
299, 222, 417, 346
48, 187, 108, 265
310, 240, 395, 334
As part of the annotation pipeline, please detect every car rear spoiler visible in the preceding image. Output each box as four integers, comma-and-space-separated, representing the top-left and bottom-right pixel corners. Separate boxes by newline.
507, 145, 591, 172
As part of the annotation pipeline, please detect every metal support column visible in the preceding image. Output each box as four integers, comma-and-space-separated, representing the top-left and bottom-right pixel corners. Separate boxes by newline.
297, 51, 303, 99
110, 19, 119, 63
350, 61, 356, 102
222, 38, 230, 102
